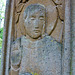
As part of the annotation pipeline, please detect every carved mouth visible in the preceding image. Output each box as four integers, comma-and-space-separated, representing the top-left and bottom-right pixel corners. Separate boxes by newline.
34, 30, 40, 33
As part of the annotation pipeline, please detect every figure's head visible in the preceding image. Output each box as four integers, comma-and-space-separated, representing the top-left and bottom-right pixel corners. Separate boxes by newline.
24, 4, 46, 39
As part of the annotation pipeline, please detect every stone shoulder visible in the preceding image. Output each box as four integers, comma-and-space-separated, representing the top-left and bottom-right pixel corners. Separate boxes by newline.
44, 36, 62, 45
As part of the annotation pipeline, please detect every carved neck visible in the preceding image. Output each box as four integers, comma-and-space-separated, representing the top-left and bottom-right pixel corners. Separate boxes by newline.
26, 34, 42, 42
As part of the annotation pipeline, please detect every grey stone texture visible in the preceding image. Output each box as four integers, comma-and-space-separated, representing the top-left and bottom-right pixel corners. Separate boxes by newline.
19, 72, 32, 75
0, 0, 73, 75
71, 0, 75, 75
11, 36, 62, 75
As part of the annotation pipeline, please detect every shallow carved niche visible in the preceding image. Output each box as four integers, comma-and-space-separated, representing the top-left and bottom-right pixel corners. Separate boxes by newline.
10, 0, 64, 75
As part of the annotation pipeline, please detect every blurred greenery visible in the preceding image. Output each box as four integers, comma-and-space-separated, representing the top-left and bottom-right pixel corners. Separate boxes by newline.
0, 0, 6, 67
0, 28, 3, 49
0, 39, 2, 49
0, 28, 3, 39
0, 28, 3, 68
0, 59, 1, 64
0, 0, 6, 28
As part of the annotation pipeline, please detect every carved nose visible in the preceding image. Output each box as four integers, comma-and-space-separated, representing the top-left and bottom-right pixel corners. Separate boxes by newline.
35, 25, 39, 29
35, 20, 39, 28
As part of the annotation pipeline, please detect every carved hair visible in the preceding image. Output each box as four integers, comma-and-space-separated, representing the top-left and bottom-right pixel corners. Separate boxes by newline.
24, 4, 46, 19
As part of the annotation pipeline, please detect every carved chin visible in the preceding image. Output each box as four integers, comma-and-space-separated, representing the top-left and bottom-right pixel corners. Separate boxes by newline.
30, 33, 41, 39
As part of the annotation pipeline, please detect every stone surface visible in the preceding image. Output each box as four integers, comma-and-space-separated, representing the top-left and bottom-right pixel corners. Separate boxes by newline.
22, 0, 27, 3
1, 0, 71, 75
10, 36, 61, 75
51, 19, 63, 43
20, 36, 61, 75
57, 5, 64, 21
0, 0, 73, 75
9, 4, 62, 75
15, 12, 20, 23
16, 3, 24, 13
71, 0, 75, 75
16, 0, 21, 6
62, 0, 71, 75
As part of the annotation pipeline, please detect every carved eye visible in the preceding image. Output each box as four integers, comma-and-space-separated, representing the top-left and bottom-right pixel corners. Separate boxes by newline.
39, 16, 44, 20
30, 17, 35, 20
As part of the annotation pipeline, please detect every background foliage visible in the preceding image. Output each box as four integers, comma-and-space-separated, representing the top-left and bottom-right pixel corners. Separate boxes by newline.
0, 0, 6, 67
0, 0, 6, 28
0, 0, 6, 48
0, 28, 3, 49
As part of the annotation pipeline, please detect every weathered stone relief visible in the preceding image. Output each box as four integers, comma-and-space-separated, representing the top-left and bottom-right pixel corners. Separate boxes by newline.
9, 3, 63, 75
1, 0, 72, 75
9, 0, 64, 75
14, 0, 64, 43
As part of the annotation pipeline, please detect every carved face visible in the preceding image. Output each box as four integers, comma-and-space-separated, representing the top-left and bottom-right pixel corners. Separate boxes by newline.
24, 9, 45, 39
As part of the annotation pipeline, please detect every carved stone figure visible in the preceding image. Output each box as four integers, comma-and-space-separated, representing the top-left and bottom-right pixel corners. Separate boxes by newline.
10, 4, 62, 75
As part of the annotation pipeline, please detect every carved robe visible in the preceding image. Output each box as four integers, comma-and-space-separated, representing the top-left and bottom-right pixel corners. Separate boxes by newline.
11, 36, 62, 75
